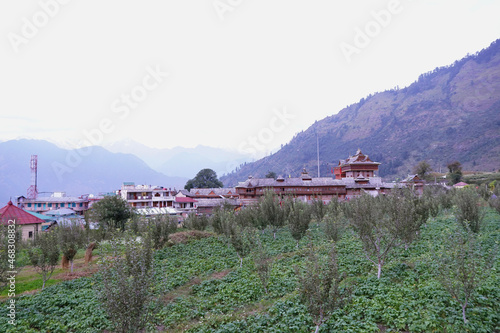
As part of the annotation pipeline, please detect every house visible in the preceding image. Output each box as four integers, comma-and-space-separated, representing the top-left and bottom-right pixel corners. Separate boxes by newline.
401, 174, 425, 195
189, 188, 240, 215
118, 182, 176, 209
0, 201, 45, 240
453, 182, 469, 189
173, 196, 198, 219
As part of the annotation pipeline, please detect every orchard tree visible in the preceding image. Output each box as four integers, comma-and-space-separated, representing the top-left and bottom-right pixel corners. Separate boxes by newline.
56, 220, 84, 273
96, 236, 153, 333
296, 244, 352, 333
229, 224, 255, 268
89, 195, 133, 232
286, 199, 312, 248
434, 227, 497, 324
346, 194, 400, 279
254, 241, 273, 294
386, 188, 429, 250
259, 190, 287, 239
27, 231, 60, 289
147, 214, 178, 250
184, 168, 223, 191
184, 214, 209, 231
323, 200, 345, 244
454, 188, 485, 233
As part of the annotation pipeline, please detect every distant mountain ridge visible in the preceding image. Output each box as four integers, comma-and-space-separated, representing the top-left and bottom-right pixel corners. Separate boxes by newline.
221, 39, 500, 186
0, 139, 187, 205
104, 140, 249, 179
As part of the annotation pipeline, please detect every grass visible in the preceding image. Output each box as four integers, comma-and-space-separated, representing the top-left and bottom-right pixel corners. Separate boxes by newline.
0, 248, 100, 299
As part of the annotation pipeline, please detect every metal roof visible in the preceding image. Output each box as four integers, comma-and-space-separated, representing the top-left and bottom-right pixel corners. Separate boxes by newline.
0, 201, 45, 225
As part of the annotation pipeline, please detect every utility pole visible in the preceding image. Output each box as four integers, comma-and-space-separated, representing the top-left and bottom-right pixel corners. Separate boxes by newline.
316, 132, 320, 177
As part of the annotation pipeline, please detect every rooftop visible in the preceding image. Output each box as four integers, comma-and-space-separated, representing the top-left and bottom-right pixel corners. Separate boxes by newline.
0, 201, 45, 225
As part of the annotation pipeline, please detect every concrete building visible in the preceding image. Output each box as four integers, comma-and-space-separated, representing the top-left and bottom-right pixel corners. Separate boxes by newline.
118, 182, 176, 209
16, 192, 90, 215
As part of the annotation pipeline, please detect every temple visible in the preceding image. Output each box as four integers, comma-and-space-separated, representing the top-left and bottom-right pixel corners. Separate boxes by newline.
334, 148, 380, 179
236, 149, 397, 204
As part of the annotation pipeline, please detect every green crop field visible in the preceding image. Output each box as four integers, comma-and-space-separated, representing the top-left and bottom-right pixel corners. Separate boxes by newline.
0, 208, 499, 332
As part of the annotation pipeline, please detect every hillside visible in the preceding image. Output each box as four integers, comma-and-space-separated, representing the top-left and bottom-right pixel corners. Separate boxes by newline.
222, 39, 500, 186
0, 139, 187, 204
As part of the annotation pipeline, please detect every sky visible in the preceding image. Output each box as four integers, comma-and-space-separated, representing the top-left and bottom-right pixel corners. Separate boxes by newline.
1, 0, 499, 158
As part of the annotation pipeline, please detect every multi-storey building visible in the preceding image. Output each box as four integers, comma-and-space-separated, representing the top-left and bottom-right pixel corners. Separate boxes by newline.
118, 182, 176, 209
16, 192, 90, 215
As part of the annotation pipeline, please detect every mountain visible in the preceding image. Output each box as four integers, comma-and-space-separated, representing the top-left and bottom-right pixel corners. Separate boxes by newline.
0, 139, 188, 204
105, 140, 249, 179
221, 39, 500, 186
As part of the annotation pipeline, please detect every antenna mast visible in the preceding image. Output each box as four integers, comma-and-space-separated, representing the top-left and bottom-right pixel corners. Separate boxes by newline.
27, 155, 38, 199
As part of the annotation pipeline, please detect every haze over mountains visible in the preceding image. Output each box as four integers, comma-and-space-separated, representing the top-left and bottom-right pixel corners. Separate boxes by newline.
1, 39, 499, 203
0, 139, 250, 204
104, 140, 249, 179
0, 140, 188, 204
221, 39, 500, 186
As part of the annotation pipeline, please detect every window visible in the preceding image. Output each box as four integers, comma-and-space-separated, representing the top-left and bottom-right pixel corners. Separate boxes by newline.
61, 203, 65, 208
37, 203, 41, 207
48, 203, 52, 207
28, 203, 32, 207
79, 203, 83, 207
28, 231, 33, 239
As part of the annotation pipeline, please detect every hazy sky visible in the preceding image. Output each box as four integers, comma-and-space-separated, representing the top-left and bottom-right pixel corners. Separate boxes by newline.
1, 0, 499, 158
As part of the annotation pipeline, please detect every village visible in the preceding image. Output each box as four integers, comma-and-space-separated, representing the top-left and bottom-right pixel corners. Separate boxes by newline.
1, 149, 454, 241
